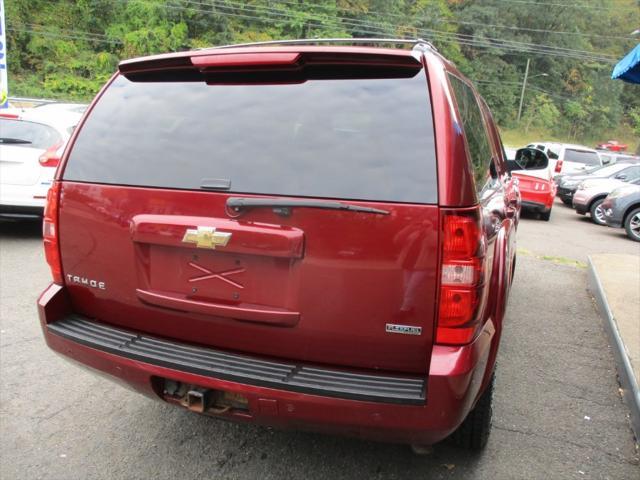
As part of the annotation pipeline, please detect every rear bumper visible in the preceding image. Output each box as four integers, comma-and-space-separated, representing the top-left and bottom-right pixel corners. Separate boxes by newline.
0, 182, 50, 212
38, 283, 496, 445
519, 186, 555, 213
521, 199, 551, 213
0, 204, 44, 217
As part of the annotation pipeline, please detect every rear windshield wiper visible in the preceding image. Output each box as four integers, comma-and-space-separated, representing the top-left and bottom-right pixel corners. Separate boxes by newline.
226, 197, 389, 217
0, 138, 32, 145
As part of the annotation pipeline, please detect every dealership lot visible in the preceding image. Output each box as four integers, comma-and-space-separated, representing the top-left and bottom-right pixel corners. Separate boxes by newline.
1, 200, 638, 479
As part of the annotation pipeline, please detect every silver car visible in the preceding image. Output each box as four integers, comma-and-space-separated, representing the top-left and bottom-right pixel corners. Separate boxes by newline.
572, 166, 640, 225
602, 183, 640, 242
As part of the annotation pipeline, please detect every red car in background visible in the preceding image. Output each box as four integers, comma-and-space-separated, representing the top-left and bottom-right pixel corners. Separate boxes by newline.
37, 39, 550, 452
507, 148, 557, 221
597, 140, 628, 152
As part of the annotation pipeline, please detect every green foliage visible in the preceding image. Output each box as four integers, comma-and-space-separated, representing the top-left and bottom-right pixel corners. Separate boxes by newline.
5, 0, 639, 145
523, 94, 560, 134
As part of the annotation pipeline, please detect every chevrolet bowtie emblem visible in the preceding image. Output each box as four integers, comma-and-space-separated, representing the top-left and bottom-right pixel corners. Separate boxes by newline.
182, 226, 232, 249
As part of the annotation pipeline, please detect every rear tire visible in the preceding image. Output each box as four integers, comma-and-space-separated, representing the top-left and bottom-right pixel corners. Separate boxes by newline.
449, 373, 494, 450
540, 209, 551, 221
624, 208, 640, 242
590, 198, 606, 225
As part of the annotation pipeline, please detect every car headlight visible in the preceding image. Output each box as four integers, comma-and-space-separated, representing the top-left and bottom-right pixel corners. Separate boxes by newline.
562, 180, 578, 188
577, 182, 587, 190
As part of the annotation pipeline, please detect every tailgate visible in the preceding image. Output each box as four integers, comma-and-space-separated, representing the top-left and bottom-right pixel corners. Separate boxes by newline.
59, 183, 439, 373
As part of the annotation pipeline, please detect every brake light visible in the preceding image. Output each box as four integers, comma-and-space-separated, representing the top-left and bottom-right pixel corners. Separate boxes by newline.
554, 159, 563, 173
437, 208, 486, 345
43, 182, 63, 284
39, 141, 63, 167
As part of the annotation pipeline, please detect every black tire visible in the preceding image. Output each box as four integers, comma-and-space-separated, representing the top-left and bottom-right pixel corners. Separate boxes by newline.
590, 198, 606, 225
539, 209, 551, 221
624, 207, 640, 242
561, 198, 572, 206
449, 373, 494, 450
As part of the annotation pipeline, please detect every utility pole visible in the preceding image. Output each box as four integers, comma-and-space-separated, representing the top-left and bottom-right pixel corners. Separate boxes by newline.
517, 58, 530, 123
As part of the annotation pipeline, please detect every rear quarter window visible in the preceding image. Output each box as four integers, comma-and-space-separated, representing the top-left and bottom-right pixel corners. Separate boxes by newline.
447, 74, 493, 191
64, 70, 438, 204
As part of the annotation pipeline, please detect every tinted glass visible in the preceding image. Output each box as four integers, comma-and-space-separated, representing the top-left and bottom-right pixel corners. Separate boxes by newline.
448, 74, 493, 190
619, 165, 640, 181
564, 149, 600, 165
0, 119, 61, 149
65, 73, 437, 204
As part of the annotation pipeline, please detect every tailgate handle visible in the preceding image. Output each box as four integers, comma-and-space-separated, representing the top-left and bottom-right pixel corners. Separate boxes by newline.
136, 289, 300, 327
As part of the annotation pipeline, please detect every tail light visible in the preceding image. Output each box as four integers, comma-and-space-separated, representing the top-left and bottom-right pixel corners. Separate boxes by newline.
43, 182, 63, 284
554, 159, 563, 173
39, 141, 64, 167
437, 208, 486, 345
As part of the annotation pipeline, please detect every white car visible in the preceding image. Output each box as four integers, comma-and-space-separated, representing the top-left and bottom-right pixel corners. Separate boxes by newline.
526, 142, 604, 174
0, 109, 82, 216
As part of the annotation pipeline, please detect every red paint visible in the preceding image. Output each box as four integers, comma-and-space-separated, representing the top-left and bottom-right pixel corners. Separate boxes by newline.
57, 181, 439, 373
192, 52, 302, 70
40, 44, 521, 445
513, 173, 556, 211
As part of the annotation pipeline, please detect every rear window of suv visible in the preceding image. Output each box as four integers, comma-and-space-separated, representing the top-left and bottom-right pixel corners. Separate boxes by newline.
64, 71, 438, 204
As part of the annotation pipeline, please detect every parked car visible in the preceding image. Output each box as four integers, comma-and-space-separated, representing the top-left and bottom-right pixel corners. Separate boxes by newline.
0, 109, 82, 216
32, 102, 88, 115
36, 39, 550, 451
597, 152, 639, 166
526, 142, 604, 174
597, 140, 627, 152
556, 162, 639, 206
572, 169, 640, 225
603, 183, 640, 241
506, 147, 556, 221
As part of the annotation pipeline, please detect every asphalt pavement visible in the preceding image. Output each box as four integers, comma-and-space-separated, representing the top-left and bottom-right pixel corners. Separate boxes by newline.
1, 199, 638, 479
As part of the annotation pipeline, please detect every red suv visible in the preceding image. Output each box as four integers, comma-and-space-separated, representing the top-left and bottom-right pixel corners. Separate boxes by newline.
38, 39, 547, 451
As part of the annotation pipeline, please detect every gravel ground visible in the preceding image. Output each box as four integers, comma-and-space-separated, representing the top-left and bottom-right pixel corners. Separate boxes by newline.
1, 199, 638, 479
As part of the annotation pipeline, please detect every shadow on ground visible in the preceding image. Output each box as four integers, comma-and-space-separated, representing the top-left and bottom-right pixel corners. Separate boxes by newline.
0, 218, 42, 239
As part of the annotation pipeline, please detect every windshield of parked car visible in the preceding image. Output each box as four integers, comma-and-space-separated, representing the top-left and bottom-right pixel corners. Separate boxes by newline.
564, 149, 600, 165
0, 119, 62, 149
64, 71, 438, 204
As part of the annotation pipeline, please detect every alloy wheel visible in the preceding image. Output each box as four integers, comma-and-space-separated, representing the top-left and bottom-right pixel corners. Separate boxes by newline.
630, 212, 640, 240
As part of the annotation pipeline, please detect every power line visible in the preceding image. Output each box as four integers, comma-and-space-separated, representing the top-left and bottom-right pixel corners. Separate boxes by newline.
15, 0, 621, 63
7, 26, 123, 45
170, 0, 618, 61
490, 0, 639, 11
20, 23, 117, 41
271, 0, 638, 40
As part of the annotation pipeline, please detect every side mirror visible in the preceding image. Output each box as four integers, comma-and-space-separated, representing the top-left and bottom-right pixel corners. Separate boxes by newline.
507, 147, 549, 172
615, 174, 627, 180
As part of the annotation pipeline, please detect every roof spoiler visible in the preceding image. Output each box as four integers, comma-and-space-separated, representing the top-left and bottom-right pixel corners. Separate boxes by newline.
118, 46, 423, 76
